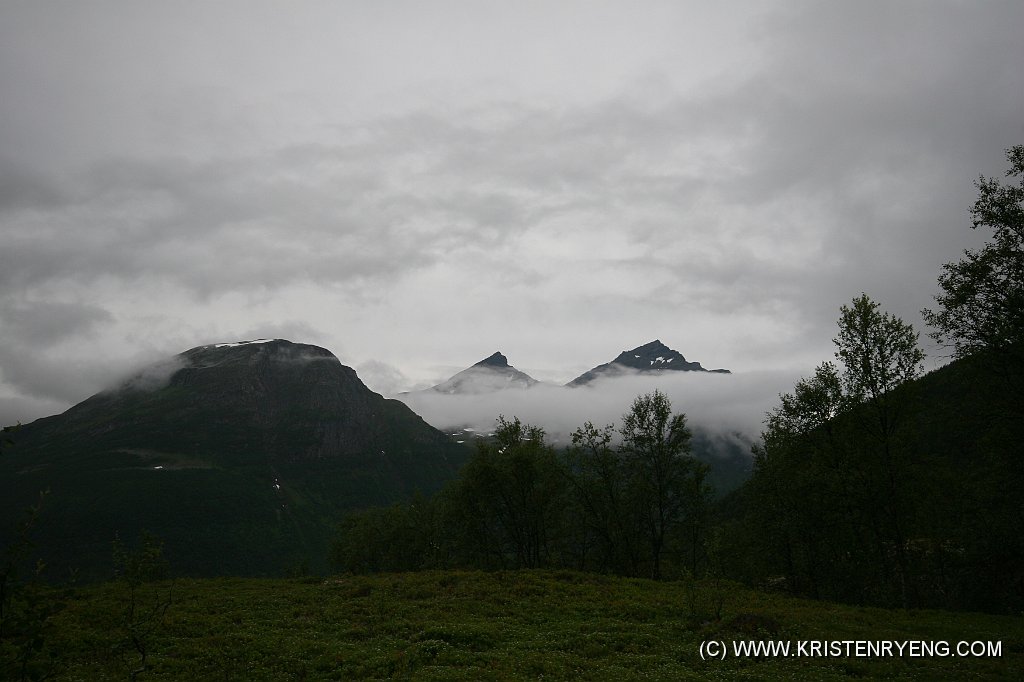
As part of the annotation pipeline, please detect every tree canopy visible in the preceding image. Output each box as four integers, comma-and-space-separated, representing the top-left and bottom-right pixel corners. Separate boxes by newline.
924, 145, 1024, 382
747, 294, 925, 605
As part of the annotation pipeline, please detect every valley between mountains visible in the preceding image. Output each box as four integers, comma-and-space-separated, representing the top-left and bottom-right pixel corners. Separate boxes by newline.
0, 337, 747, 580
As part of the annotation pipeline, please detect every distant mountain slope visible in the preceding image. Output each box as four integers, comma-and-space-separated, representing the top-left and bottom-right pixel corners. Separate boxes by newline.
567, 340, 730, 386
0, 339, 468, 580
416, 351, 540, 394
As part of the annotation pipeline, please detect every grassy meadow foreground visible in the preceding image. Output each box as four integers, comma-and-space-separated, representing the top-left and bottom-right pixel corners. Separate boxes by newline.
15, 570, 1023, 680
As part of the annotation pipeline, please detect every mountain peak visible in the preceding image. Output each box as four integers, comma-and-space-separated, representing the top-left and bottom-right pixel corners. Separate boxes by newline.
207, 338, 284, 348
4, 339, 466, 579
412, 351, 537, 395
567, 339, 729, 386
629, 340, 670, 355
474, 352, 509, 368
181, 339, 339, 369
612, 340, 691, 368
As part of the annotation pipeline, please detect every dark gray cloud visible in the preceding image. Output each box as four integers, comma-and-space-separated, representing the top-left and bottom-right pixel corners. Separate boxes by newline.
0, 299, 117, 412
0, 160, 67, 212
0, 396, 66, 429
0, 0, 1022, 428
0, 300, 112, 348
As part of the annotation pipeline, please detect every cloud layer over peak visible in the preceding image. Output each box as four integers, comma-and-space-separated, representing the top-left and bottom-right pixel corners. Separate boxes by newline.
1, 1, 1022, 430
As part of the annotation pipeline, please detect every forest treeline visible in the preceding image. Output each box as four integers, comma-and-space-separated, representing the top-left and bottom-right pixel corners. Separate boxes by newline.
331, 391, 711, 582
332, 146, 1024, 614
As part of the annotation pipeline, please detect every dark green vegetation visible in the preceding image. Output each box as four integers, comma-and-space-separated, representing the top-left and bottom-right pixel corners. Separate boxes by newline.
331, 392, 711, 581
923, 144, 1024, 392
690, 427, 753, 496
719, 308, 1024, 613
6, 570, 1024, 680
0, 340, 468, 580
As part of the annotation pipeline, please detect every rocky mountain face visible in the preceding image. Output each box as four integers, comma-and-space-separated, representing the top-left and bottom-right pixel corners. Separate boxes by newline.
567, 340, 730, 386
417, 351, 540, 394
0, 339, 468, 579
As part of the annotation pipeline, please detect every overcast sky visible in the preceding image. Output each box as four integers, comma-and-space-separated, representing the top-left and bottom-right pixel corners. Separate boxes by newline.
1, 0, 1022, 429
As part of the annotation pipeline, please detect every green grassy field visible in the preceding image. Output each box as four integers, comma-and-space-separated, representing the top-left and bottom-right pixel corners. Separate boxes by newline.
7, 570, 1023, 680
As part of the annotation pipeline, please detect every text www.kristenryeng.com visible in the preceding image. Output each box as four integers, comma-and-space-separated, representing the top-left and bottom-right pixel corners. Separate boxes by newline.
699, 639, 1002, 660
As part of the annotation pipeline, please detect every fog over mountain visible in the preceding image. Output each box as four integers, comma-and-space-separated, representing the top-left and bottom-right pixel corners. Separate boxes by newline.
412, 351, 540, 395
398, 368, 801, 449
393, 340, 769, 450
2, 1, 1022, 429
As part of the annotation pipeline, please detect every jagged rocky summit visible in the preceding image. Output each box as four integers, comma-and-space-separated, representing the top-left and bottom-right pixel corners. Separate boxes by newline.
567, 340, 730, 387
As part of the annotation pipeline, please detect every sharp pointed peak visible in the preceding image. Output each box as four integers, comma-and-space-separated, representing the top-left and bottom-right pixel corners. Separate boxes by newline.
614, 340, 676, 361
629, 339, 670, 353
474, 351, 509, 368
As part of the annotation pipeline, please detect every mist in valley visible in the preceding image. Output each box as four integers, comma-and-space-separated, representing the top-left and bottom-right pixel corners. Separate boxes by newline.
395, 368, 802, 452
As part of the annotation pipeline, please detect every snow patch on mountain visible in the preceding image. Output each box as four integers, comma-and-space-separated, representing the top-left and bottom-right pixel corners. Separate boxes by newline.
211, 339, 279, 348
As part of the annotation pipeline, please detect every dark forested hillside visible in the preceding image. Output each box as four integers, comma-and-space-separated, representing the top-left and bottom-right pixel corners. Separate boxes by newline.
0, 340, 468, 580
717, 350, 1024, 613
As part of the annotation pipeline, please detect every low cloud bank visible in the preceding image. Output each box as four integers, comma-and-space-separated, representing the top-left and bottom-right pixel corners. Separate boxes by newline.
112, 356, 188, 393
397, 369, 803, 450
